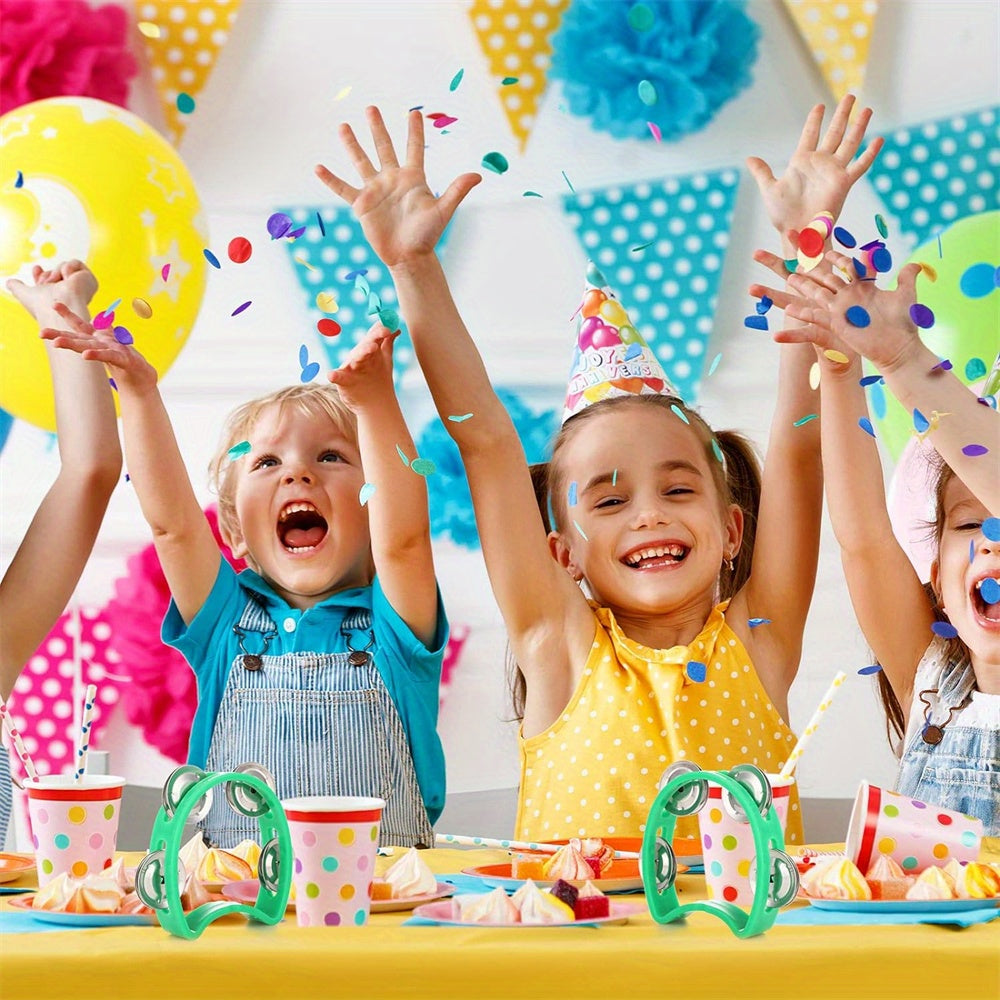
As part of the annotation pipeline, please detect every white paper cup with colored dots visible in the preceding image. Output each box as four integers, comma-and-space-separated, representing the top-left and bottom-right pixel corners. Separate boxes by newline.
282, 796, 385, 928
27, 774, 126, 887
699, 774, 794, 908
845, 782, 982, 875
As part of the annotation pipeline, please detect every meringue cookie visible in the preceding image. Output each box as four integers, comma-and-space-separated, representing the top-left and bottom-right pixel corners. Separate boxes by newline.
514, 881, 574, 925
801, 858, 871, 900
905, 866, 956, 901
384, 847, 437, 898
456, 887, 520, 924
541, 844, 593, 881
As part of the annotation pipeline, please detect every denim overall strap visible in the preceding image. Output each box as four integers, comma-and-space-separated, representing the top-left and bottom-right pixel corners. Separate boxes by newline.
897, 659, 1000, 832
0, 748, 11, 847
201, 596, 433, 849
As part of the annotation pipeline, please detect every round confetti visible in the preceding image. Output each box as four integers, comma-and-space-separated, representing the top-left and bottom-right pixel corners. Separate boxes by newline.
161, 264, 171, 282
870, 247, 892, 273
809, 362, 820, 390
852, 258, 867, 279
137, 20, 161, 38
744, 315, 768, 330
449, 69, 464, 91
982, 517, 1000, 542
685, 660, 707, 683
748, 618, 771, 628
113, 326, 133, 345
93, 310, 114, 330
961, 444, 989, 457
917, 262, 938, 282
501, 77, 519, 86
823, 349, 850, 365
316, 292, 338, 313
784, 258, 799, 273
913, 409, 930, 434
131, 297, 152, 320
481, 152, 509, 175
857, 664, 882, 676
628, 3, 656, 31
267, 213, 293, 240
377, 307, 400, 331
176, 93, 195, 115
932, 358, 953, 371
647, 121, 662, 142
231, 301, 252, 317
227, 441, 252, 461
908, 304, 935, 329
980, 579, 1000, 605
15, 170, 24, 188
300, 362, 320, 383
965, 357, 988, 380
755, 296, 773, 315
410, 458, 437, 477
858, 416, 875, 437
833, 226, 856, 248
797, 227, 825, 257
931, 621, 959, 639
203, 249, 221, 269
448, 413, 473, 423
359, 483, 376, 506
959, 262, 997, 299
228, 237, 252, 263
845, 305, 871, 328
860, 374, 884, 387
874, 214, 888, 239
637, 80, 657, 106
317, 319, 341, 337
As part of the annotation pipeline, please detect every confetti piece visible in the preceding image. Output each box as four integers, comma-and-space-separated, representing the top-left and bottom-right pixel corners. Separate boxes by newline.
917, 261, 937, 282
858, 416, 875, 437
793, 414, 818, 427
523, 191, 543, 198
823, 349, 850, 365
859, 374, 884, 387
748, 618, 772, 629
845, 305, 870, 328
908, 303, 935, 329
784, 258, 798, 273
573, 520, 588, 540
359, 483, 376, 506
449, 69, 464, 91
334, 86, 352, 101
756, 296, 773, 315
367, 291, 382, 314
176, 93, 195, 114
744, 315, 768, 330
630, 240, 656, 253
874, 214, 888, 238
932, 358, 952, 372
481, 152, 508, 175
299, 344, 320, 382
931, 621, 959, 639
317, 319, 341, 337
378, 306, 400, 331
410, 458, 437, 477
647, 121, 662, 142
852, 258, 867, 279
231, 301, 252, 317
637, 80, 657, 106
395, 445, 411, 467
227, 441, 252, 461
711, 439, 724, 464
316, 292, 338, 313
983, 517, 1000, 542
670, 403, 689, 424
288, 226, 306, 240
959, 262, 997, 299
568, 481, 578, 507
685, 661, 707, 683
448, 413, 473, 423
316, 212, 326, 237
833, 226, 856, 248
203, 249, 221, 269
623, 343, 643, 361
797, 227, 824, 257
267, 213, 293, 240
869, 381, 886, 419
431, 115, 459, 129
106, 298, 122, 313
501, 77, 519, 86
708, 352, 722, 376
971, 539, 976, 564
962, 444, 989, 457
14, 170, 23, 188
612, 469, 618, 487
628, 3, 655, 30
294, 254, 317, 272
965, 357, 987, 380
113, 326, 133, 345
93, 310, 114, 330
561, 171, 575, 193
132, 298, 152, 319
981, 579, 1000, 605
809, 362, 821, 390
871, 247, 892, 273
137, 20, 161, 38
108, 378, 117, 392
353, 273, 371, 295
161, 264, 171, 282
228, 237, 252, 263
937, 234, 943, 258
857, 664, 882, 676
913, 408, 930, 434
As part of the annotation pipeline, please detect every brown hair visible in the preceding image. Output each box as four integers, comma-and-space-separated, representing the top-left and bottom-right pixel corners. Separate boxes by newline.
207, 383, 358, 551
874, 458, 970, 743
510, 394, 763, 720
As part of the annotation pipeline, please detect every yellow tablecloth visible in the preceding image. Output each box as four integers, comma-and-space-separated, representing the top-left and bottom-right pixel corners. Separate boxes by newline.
3, 845, 999, 1000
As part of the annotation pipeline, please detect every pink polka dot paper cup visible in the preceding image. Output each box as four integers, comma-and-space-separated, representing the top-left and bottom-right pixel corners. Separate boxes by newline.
845, 782, 982, 875
699, 774, 794, 908
282, 796, 385, 928
27, 775, 126, 887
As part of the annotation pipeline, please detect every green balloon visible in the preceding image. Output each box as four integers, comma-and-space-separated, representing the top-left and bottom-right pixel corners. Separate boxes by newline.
871, 210, 1000, 459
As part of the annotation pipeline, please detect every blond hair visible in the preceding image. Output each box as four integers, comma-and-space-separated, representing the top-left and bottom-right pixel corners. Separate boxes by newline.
208, 383, 358, 548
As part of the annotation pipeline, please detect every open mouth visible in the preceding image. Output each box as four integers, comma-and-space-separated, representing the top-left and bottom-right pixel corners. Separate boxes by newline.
277, 501, 329, 553
972, 577, 1000, 624
621, 543, 689, 570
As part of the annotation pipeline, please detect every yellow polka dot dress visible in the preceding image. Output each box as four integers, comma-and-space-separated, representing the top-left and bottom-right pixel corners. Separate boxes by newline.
516, 602, 802, 844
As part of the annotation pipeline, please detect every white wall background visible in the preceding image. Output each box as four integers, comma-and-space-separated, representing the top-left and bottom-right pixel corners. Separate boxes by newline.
2, 0, 998, 831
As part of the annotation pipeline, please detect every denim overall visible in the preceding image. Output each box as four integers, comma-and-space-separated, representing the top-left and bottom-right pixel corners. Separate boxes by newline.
200, 597, 434, 849
0, 749, 11, 846
896, 657, 1000, 832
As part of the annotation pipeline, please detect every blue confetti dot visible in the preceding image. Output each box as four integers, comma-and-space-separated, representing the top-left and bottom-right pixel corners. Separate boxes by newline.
869, 380, 887, 419
845, 305, 871, 328
744, 315, 768, 330
970, 539, 975, 564
852, 258, 867, 279
685, 660, 707, 683
858, 416, 875, 437
959, 262, 998, 299
980, 578, 1000, 605
300, 362, 320, 383
859, 374, 884, 387
982, 517, 1000, 542
858, 664, 882, 676
756, 296, 773, 315
748, 617, 772, 629
833, 226, 856, 248
931, 621, 959, 639
913, 408, 930, 433
15, 170, 24, 188
176, 92, 195, 114
203, 249, 221, 269
708, 352, 722, 376
378, 306, 400, 331
568, 481, 578, 506
316, 212, 326, 237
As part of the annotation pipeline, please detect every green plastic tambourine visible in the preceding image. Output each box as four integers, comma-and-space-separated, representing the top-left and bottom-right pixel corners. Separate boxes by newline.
134, 763, 292, 940
640, 761, 799, 938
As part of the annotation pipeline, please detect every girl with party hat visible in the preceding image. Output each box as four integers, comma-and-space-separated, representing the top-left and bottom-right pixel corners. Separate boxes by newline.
318, 97, 881, 842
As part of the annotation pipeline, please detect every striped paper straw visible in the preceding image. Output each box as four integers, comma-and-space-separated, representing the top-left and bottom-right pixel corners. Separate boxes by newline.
435, 833, 640, 859
779, 670, 848, 780
0, 699, 38, 783
74, 683, 98, 781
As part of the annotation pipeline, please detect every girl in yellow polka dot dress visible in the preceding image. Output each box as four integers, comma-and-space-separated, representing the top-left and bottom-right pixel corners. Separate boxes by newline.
321, 98, 883, 845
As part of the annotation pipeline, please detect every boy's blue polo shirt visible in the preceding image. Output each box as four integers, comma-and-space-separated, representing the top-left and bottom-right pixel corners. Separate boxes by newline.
162, 557, 448, 823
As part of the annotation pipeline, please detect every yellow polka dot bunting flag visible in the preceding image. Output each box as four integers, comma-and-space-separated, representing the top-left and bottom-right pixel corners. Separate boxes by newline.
783, 0, 879, 101
467, 0, 570, 152
138, 0, 243, 144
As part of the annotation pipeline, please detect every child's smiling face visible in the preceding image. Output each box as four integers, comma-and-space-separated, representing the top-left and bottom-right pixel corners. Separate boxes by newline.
551, 402, 741, 623
230, 401, 374, 608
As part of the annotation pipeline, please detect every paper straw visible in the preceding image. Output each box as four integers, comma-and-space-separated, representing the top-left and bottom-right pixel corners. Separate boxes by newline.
779, 670, 848, 779
74, 683, 98, 781
0, 699, 38, 783
434, 833, 640, 859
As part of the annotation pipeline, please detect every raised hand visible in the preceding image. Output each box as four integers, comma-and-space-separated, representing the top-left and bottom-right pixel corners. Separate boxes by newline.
315, 106, 481, 268
747, 95, 884, 235
6, 261, 98, 321
40, 301, 157, 390
327, 322, 400, 410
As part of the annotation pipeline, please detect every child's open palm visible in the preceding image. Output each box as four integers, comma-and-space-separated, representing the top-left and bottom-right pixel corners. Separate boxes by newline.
327, 322, 400, 410
315, 106, 481, 267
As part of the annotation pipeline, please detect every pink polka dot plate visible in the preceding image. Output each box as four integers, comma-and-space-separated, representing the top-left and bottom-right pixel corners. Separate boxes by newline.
0, 854, 35, 885
807, 897, 1000, 915
411, 899, 644, 927
460, 863, 648, 894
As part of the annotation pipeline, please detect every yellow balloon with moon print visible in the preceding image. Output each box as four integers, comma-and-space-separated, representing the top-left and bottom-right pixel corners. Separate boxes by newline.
0, 97, 207, 431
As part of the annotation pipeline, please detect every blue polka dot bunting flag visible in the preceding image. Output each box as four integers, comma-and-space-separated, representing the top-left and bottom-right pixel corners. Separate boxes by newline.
864, 106, 1000, 246
275, 205, 453, 384
562, 168, 740, 403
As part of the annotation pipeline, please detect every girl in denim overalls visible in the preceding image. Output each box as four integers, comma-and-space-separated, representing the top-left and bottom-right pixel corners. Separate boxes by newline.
753, 251, 1000, 835
47, 315, 447, 848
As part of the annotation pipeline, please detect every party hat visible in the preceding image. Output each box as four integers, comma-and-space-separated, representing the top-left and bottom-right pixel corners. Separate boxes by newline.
563, 263, 680, 423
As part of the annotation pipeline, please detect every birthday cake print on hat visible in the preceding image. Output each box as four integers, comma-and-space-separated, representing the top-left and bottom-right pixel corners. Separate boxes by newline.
563, 263, 681, 423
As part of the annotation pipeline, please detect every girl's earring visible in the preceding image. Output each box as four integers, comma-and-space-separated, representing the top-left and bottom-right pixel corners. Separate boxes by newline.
725, 556, 734, 574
